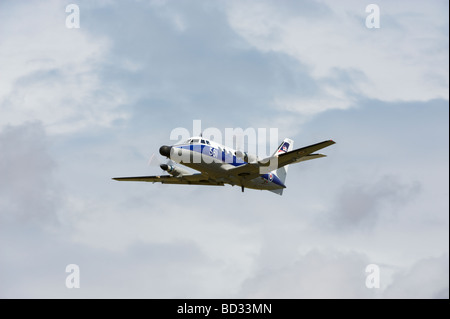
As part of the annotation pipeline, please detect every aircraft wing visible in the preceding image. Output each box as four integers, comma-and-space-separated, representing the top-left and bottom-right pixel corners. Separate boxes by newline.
228, 140, 335, 179
112, 173, 224, 186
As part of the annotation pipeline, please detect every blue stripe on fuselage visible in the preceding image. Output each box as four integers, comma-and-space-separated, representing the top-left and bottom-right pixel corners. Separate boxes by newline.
173, 144, 286, 188
176, 144, 246, 166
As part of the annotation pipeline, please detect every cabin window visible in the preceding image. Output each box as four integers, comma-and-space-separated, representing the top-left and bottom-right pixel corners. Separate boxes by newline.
201, 139, 206, 144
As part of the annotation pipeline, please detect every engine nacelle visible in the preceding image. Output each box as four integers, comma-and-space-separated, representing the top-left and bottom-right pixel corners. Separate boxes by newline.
160, 164, 189, 177
245, 153, 259, 163
236, 150, 258, 163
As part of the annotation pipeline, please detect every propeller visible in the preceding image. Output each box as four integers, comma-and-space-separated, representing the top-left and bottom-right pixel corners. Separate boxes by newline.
234, 133, 245, 159
147, 152, 189, 177
233, 132, 259, 163
147, 153, 174, 172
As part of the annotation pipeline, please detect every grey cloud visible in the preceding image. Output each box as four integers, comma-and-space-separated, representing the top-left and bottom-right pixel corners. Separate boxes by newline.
0, 1, 127, 134
79, 0, 318, 129
327, 175, 421, 231
239, 249, 374, 298
384, 255, 449, 299
0, 122, 60, 225
0, 231, 213, 298
0, 1, 447, 299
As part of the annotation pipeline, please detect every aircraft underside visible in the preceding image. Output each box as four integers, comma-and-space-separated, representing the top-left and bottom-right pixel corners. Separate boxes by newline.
181, 160, 284, 191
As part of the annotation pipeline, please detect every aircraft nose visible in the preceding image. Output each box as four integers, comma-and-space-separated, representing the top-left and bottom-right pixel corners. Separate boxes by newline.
159, 145, 172, 158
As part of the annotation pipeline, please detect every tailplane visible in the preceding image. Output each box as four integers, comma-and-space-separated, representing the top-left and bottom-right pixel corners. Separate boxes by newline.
272, 138, 294, 156
269, 138, 294, 195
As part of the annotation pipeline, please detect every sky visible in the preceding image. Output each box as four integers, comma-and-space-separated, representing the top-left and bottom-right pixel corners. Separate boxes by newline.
0, 0, 448, 298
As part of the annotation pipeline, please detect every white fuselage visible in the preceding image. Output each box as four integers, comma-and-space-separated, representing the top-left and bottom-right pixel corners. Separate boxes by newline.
169, 138, 285, 191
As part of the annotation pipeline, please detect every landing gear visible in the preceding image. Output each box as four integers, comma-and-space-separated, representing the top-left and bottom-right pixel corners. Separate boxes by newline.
241, 185, 244, 193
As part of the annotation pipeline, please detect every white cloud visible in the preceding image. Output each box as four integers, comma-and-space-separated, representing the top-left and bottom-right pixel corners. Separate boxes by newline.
239, 249, 449, 298
273, 85, 355, 116
0, 1, 130, 134
384, 255, 449, 298
0, 1, 447, 299
0, 122, 60, 224
239, 249, 375, 298
226, 0, 449, 115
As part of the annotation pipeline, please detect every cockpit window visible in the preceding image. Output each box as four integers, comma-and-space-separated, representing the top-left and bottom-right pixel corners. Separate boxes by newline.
185, 138, 209, 144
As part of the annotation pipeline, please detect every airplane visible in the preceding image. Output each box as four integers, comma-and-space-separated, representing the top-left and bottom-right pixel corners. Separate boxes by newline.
112, 136, 335, 195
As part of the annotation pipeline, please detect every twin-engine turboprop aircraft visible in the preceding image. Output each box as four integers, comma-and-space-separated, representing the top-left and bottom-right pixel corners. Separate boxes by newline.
113, 137, 335, 195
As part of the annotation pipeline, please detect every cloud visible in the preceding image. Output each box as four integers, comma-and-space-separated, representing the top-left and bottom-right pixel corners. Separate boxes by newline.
0, 122, 60, 224
384, 255, 449, 299
239, 248, 448, 299
0, 1, 130, 134
226, 0, 449, 115
327, 175, 421, 231
239, 249, 374, 298
0, 1, 447, 299
74, 0, 326, 133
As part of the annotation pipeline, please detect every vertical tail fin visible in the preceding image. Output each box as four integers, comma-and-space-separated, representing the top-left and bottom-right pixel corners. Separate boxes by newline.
272, 138, 294, 156
269, 138, 294, 196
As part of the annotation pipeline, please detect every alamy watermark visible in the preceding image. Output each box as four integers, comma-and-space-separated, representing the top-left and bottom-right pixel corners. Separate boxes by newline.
65, 264, 80, 289
66, 4, 80, 29
365, 264, 380, 289
365, 4, 380, 29
168, 120, 280, 173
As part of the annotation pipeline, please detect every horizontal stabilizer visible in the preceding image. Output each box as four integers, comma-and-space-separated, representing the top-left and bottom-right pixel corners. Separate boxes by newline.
291, 153, 326, 164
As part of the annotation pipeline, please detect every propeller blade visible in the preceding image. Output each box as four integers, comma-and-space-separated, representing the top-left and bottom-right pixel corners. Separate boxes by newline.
148, 153, 175, 171
234, 133, 245, 159
147, 153, 161, 167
